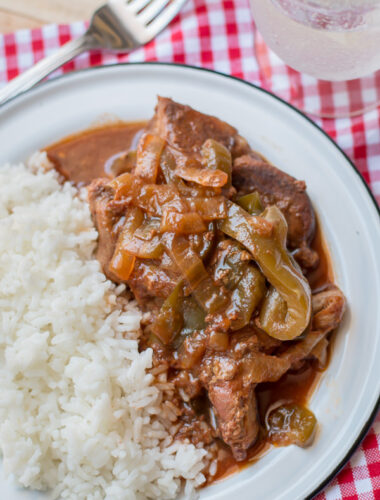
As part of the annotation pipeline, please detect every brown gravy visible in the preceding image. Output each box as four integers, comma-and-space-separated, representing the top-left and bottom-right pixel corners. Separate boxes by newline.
46, 122, 145, 185
45, 122, 334, 485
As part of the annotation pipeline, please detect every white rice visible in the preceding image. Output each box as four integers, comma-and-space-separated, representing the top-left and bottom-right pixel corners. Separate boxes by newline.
0, 153, 207, 499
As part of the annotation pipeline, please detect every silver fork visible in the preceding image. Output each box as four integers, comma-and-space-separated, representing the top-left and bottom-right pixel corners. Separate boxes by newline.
0, 0, 187, 107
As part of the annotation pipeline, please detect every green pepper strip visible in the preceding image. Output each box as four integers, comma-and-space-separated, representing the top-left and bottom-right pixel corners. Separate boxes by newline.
170, 295, 207, 350
212, 240, 249, 291
219, 202, 311, 340
227, 265, 266, 331
237, 191, 263, 215
135, 134, 165, 183
151, 281, 184, 344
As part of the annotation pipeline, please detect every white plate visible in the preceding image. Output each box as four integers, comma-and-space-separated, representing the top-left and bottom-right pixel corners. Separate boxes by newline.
0, 63, 379, 500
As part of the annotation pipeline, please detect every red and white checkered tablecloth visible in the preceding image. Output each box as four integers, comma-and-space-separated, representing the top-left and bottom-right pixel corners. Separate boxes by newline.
0, 0, 379, 498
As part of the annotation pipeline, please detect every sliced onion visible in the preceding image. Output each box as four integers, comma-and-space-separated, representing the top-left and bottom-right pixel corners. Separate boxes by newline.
164, 234, 229, 314
161, 209, 206, 234
175, 163, 228, 188
109, 251, 136, 281
109, 207, 144, 280
186, 197, 227, 220
135, 133, 165, 183
137, 184, 187, 216
108, 172, 143, 201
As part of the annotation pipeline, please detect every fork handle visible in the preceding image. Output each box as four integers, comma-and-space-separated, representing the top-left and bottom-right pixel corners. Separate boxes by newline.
0, 33, 95, 107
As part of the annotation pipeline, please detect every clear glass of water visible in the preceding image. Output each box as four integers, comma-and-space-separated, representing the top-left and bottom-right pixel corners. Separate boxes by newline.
250, 0, 380, 117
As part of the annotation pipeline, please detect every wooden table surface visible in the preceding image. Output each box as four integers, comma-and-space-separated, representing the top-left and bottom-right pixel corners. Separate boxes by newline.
0, 0, 103, 33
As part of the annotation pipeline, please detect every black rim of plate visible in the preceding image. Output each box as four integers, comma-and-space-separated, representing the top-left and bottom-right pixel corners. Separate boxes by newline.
1, 61, 380, 499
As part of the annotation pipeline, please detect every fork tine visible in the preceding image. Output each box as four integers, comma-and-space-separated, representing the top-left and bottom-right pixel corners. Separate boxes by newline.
147, 0, 187, 34
138, 0, 169, 25
127, 0, 152, 14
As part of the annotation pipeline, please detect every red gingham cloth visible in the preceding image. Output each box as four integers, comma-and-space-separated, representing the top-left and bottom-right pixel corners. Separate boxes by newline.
0, 1, 379, 498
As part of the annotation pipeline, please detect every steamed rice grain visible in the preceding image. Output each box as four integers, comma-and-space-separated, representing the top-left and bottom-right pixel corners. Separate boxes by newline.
0, 153, 207, 499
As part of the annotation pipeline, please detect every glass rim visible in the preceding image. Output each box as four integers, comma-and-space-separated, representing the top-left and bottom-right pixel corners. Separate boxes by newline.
286, 0, 380, 11
270, 0, 380, 31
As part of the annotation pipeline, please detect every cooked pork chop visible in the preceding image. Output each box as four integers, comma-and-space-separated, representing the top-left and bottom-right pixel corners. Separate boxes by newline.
148, 96, 250, 159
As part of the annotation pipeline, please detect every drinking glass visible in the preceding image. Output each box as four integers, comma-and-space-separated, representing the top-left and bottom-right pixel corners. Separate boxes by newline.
250, 0, 380, 117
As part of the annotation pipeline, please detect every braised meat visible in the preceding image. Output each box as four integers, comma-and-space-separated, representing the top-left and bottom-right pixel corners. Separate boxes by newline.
204, 374, 259, 461
88, 179, 120, 280
82, 98, 346, 468
128, 261, 178, 311
200, 285, 344, 459
200, 331, 263, 460
148, 96, 250, 159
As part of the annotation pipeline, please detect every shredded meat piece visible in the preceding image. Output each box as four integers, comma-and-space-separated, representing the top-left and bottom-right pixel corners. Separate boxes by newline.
88, 179, 121, 281
175, 411, 216, 446
172, 370, 203, 401
310, 337, 329, 369
175, 330, 209, 370
206, 377, 259, 461
199, 332, 263, 460
127, 260, 178, 311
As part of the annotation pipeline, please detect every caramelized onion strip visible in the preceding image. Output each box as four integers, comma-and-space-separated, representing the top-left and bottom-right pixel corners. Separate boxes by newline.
164, 234, 229, 314
135, 133, 165, 183
175, 163, 228, 188
161, 209, 206, 234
